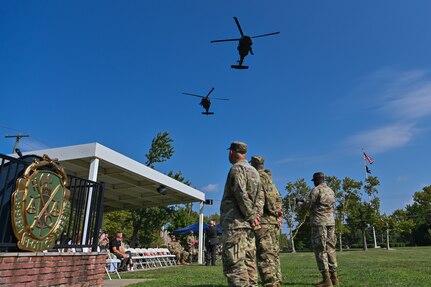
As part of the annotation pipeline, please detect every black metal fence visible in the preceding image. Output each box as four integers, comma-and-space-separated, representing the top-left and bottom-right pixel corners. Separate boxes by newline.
0, 153, 104, 252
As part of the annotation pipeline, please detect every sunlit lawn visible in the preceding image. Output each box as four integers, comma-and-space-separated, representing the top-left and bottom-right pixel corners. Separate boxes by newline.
113, 246, 431, 287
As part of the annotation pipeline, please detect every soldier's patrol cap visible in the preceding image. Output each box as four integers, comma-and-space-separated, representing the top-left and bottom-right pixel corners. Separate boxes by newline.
312, 172, 325, 181
227, 141, 247, 154
250, 155, 264, 166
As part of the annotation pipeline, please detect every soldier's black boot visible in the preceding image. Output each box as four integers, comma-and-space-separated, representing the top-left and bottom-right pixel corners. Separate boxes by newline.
330, 271, 340, 286
315, 271, 333, 287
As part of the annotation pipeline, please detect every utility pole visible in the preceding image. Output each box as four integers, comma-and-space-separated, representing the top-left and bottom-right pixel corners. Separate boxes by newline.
5, 134, 30, 153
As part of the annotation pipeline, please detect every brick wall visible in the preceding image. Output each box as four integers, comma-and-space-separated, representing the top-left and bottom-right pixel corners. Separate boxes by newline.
0, 252, 106, 287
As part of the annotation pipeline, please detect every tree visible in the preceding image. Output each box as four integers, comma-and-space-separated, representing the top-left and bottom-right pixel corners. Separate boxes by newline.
334, 177, 362, 251
130, 206, 175, 246
405, 185, 431, 245
145, 131, 174, 168
364, 176, 381, 249
377, 210, 414, 250
282, 178, 310, 253
203, 213, 220, 224
165, 170, 199, 233
102, 210, 133, 240
168, 205, 199, 233
130, 131, 175, 246
348, 176, 380, 251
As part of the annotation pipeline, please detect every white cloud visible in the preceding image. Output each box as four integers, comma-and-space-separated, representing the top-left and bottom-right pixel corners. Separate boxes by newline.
376, 70, 431, 120
201, 183, 219, 193
342, 68, 431, 154
345, 123, 419, 154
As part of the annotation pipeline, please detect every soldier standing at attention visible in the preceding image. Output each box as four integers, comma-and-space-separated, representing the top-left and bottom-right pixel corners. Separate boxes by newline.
299, 172, 339, 287
250, 156, 283, 287
221, 142, 263, 287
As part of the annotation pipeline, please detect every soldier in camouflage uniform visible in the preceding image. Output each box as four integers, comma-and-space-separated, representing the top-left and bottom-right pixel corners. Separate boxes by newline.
299, 172, 339, 287
221, 142, 264, 287
168, 235, 190, 265
263, 169, 283, 284
250, 155, 283, 287
186, 231, 198, 263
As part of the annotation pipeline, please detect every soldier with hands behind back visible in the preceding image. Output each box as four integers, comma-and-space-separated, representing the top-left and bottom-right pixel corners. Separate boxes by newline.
250, 156, 283, 287
221, 142, 263, 287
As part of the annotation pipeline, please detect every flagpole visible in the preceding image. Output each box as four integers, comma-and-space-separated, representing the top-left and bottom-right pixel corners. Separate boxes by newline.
363, 148, 379, 249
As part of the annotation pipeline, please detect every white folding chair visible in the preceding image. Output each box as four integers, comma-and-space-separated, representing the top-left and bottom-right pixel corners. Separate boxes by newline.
163, 248, 177, 265
127, 248, 145, 270
105, 251, 122, 280
154, 248, 169, 267
148, 248, 164, 267
136, 248, 154, 269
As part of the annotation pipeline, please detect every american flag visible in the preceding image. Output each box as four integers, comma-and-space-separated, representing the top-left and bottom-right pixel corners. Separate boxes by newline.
363, 152, 374, 164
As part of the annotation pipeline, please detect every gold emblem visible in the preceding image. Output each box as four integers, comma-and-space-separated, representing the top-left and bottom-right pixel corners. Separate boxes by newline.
12, 155, 71, 252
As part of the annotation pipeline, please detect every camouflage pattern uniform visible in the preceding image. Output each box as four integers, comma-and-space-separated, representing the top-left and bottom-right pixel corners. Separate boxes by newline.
168, 239, 190, 265
305, 178, 338, 273
186, 233, 197, 262
252, 157, 283, 287
221, 143, 263, 287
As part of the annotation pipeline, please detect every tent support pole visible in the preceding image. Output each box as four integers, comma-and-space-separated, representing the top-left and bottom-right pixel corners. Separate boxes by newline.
82, 157, 99, 244
198, 201, 204, 264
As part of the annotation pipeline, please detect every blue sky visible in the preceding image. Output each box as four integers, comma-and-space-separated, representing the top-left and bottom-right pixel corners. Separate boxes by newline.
1, 1, 431, 220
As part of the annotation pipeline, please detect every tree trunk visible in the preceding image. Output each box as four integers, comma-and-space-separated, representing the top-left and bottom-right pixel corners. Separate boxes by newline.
372, 226, 378, 248
339, 233, 343, 252
289, 225, 296, 253
362, 227, 368, 251
130, 225, 139, 247
291, 237, 296, 253
386, 228, 390, 250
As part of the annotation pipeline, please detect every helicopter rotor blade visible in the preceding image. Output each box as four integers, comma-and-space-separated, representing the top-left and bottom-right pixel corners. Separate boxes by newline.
251, 32, 280, 39
212, 97, 230, 101
206, 87, 215, 98
211, 38, 241, 43
233, 17, 245, 36
182, 92, 204, 98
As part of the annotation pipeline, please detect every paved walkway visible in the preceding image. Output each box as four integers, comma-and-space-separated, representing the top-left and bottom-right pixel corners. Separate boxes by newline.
103, 279, 147, 287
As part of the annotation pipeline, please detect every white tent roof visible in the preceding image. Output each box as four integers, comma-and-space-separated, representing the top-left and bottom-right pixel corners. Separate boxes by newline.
21, 143, 205, 211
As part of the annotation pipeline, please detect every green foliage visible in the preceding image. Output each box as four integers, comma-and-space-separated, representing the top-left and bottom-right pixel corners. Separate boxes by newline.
405, 185, 431, 245
167, 170, 191, 186
102, 210, 133, 240
282, 178, 310, 252
145, 131, 174, 168
203, 213, 220, 224
279, 233, 289, 250
168, 204, 199, 233
103, 131, 196, 247
130, 206, 175, 247
129, 131, 179, 247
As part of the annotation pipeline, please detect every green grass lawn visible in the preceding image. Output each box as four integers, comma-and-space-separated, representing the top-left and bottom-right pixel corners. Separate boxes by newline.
114, 246, 431, 286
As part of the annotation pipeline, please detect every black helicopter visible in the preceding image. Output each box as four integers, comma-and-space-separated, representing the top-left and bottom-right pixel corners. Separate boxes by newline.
183, 87, 229, 115
211, 17, 280, 69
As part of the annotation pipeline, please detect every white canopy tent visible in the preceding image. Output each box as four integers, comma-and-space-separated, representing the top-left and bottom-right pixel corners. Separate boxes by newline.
19, 142, 206, 264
